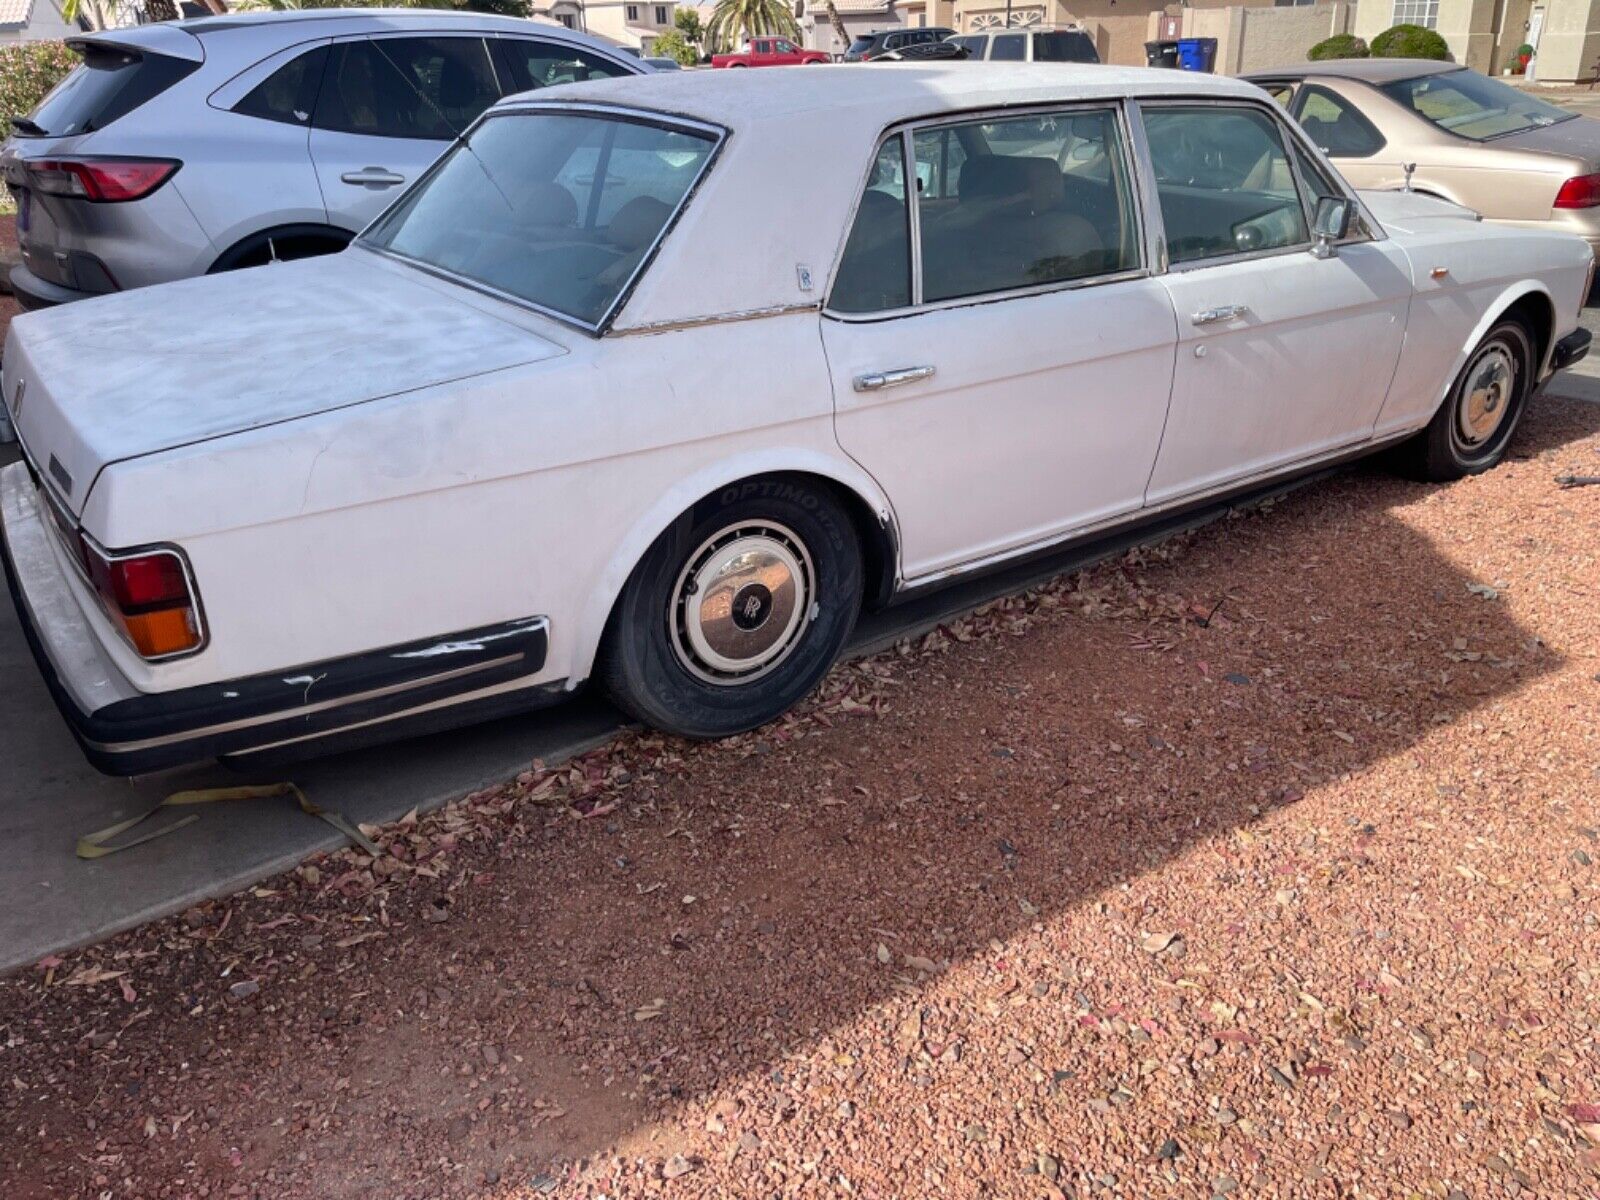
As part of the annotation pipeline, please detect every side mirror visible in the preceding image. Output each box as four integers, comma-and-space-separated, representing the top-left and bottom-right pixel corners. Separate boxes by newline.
1312, 196, 1353, 259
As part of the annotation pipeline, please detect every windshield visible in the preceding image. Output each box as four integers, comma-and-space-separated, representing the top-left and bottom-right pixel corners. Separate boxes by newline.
1379, 69, 1574, 140
364, 111, 717, 327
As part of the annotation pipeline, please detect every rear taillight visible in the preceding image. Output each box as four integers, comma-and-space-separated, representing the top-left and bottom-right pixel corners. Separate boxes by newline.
77, 538, 203, 659
1554, 173, 1600, 209
25, 157, 178, 203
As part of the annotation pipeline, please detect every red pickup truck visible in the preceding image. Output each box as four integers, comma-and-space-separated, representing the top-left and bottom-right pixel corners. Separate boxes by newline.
712, 37, 831, 67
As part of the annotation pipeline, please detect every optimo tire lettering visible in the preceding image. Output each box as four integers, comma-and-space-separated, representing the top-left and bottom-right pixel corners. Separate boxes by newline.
721, 481, 822, 509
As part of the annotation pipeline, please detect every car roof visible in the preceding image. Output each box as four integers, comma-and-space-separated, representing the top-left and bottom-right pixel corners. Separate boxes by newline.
493, 64, 1263, 332
176, 6, 567, 33
1244, 59, 1465, 84
512, 60, 1258, 130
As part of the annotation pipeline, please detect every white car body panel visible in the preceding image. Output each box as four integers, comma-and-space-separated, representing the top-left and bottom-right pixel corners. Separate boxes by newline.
1146, 238, 1411, 505
825, 277, 1177, 579
1, 64, 1591, 773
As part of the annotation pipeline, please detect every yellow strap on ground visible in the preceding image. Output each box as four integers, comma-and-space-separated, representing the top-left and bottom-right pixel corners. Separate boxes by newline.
75, 782, 382, 860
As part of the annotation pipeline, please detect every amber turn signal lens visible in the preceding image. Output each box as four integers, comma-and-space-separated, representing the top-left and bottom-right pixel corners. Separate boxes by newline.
121, 607, 201, 658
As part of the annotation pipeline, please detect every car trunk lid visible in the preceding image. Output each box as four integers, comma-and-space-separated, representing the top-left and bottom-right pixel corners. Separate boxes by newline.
1487, 114, 1600, 169
3, 251, 567, 518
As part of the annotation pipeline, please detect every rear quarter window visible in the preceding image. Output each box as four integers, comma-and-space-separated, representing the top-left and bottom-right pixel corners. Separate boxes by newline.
23, 45, 198, 138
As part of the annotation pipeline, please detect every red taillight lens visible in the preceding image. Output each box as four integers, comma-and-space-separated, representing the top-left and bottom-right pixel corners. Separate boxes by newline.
78, 539, 202, 658
1554, 173, 1600, 209
26, 158, 179, 203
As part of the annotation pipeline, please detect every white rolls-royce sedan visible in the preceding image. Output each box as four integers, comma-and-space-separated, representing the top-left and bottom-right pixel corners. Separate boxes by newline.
2, 65, 1592, 774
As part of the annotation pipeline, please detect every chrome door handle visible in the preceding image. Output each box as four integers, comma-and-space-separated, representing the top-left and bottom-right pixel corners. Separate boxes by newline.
1191, 304, 1248, 326
853, 365, 935, 392
340, 167, 406, 187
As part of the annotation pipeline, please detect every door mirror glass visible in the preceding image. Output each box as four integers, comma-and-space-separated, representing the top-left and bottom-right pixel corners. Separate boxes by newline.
1312, 195, 1352, 257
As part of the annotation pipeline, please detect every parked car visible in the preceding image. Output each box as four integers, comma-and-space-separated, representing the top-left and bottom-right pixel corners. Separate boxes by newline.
0, 10, 643, 310
2, 64, 1592, 774
842, 27, 953, 63
711, 36, 829, 67
1246, 60, 1600, 252
946, 27, 1098, 63
643, 56, 683, 70
872, 41, 968, 62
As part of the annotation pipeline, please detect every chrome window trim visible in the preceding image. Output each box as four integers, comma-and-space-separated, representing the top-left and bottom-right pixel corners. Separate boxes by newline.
823, 99, 1152, 323
359, 101, 728, 336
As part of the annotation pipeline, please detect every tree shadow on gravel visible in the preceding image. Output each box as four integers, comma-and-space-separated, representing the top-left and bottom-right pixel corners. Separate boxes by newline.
6, 398, 1599, 1199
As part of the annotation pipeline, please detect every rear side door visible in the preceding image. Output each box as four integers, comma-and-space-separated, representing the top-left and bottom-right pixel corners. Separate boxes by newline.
309, 34, 501, 232
1135, 100, 1411, 505
821, 107, 1179, 581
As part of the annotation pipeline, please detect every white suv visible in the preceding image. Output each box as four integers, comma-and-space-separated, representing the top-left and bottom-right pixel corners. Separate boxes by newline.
946, 28, 1099, 64
0, 9, 643, 309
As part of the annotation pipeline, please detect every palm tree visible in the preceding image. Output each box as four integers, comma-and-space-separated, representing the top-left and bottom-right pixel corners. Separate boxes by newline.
706, 0, 799, 52
821, 0, 849, 53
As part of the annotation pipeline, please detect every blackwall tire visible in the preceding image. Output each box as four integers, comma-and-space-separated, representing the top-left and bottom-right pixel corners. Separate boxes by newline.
599, 478, 863, 738
1398, 318, 1533, 483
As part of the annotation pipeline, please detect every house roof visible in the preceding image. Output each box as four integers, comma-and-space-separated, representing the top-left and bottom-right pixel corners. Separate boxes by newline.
0, 0, 35, 30
812, 0, 894, 13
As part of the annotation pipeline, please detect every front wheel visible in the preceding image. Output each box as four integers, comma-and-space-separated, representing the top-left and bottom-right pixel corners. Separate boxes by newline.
599, 479, 863, 739
1397, 318, 1534, 482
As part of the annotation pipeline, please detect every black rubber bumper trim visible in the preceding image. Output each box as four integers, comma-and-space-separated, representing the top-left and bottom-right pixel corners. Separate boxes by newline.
1552, 327, 1592, 371
2, 516, 550, 775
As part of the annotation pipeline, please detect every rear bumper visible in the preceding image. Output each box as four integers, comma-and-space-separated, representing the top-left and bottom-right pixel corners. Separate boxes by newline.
8, 264, 100, 311
1552, 327, 1592, 372
2, 461, 555, 775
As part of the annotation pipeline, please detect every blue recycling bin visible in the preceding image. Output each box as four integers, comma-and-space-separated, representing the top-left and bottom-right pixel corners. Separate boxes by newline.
1175, 37, 1218, 72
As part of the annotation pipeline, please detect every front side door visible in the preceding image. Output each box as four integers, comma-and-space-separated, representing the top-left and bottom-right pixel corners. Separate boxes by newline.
310, 34, 501, 231
822, 108, 1178, 580
1136, 101, 1411, 505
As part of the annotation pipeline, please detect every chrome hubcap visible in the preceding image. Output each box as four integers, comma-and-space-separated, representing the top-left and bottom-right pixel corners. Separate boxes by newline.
1458, 344, 1516, 447
670, 522, 814, 685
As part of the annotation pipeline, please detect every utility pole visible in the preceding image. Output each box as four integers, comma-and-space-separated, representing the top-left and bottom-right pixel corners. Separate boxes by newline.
1003, 0, 1011, 26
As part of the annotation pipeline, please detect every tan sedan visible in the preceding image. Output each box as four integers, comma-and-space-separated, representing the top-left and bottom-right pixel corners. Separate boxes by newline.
1246, 59, 1600, 252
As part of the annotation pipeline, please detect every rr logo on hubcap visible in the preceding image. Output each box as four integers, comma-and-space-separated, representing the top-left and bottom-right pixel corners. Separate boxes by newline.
731, 583, 773, 631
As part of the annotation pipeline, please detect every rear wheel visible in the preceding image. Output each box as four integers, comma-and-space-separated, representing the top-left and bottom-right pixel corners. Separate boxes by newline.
600, 478, 862, 738
210, 227, 352, 274
1397, 318, 1534, 482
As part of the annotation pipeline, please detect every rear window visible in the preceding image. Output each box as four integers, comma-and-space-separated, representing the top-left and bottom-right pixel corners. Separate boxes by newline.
19, 45, 197, 138
1033, 31, 1098, 63
364, 111, 717, 328
847, 37, 876, 54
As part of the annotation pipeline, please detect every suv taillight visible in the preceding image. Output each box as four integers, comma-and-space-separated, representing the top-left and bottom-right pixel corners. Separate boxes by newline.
78, 538, 203, 658
25, 157, 178, 203
1554, 173, 1600, 209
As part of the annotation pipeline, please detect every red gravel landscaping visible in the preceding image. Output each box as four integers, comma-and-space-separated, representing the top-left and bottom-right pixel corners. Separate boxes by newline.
1, 396, 1598, 1200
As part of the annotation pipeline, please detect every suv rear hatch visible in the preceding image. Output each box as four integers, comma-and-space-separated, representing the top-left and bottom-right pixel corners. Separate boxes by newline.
2, 27, 202, 294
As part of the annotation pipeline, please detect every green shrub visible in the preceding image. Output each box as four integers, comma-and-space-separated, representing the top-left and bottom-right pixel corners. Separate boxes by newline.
1370, 23, 1451, 60
651, 28, 699, 66
0, 40, 78, 126
1308, 33, 1369, 61
0, 41, 77, 212
1516, 42, 1534, 56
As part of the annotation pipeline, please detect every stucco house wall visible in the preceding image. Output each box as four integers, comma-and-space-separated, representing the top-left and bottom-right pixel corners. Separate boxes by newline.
0, 0, 77, 45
